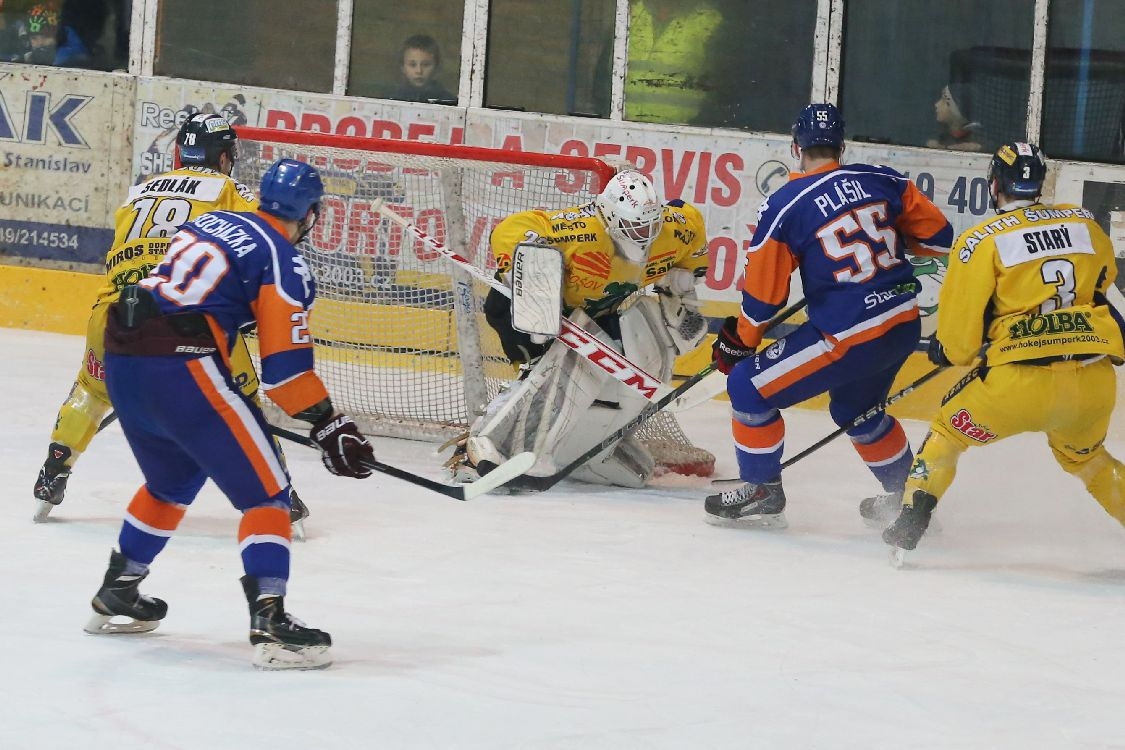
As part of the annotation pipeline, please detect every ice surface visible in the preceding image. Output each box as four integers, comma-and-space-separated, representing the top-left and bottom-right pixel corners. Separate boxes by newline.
4, 328, 1125, 749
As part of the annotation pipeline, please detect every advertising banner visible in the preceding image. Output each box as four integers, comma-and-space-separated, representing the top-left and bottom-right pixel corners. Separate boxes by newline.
0, 66, 134, 265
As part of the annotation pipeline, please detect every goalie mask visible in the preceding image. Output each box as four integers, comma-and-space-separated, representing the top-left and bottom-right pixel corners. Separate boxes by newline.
595, 170, 664, 264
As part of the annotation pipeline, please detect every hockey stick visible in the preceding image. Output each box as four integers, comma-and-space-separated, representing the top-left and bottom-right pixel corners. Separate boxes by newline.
663, 299, 808, 412
266, 424, 534, 501
97, 412, 118, 432
711, 363, 954, 488
372, 199, 669, 401
503, 299, 809, 493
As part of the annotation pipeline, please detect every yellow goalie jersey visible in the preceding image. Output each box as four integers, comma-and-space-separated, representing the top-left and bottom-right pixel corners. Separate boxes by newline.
939, 203, 1125, 366
96, 166, 259, 305
490, 199, 708, 318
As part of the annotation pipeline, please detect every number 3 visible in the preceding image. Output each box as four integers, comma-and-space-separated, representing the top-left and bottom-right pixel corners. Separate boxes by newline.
1038, 259, 1076, 313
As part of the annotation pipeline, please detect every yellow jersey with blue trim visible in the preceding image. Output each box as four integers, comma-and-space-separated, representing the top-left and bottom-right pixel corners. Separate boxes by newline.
939, 202, 1124, 366
489, 199, 708, 318
96, 166, 259, 305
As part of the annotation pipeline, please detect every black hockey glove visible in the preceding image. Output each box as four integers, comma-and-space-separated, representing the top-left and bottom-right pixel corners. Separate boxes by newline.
713, 316, 756, 375
926, 337, 951, 367
310, 413, 375, 479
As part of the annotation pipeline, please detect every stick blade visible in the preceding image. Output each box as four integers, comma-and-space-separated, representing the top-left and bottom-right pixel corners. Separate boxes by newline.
463, 451, 536, 499
664, 369, 726, 412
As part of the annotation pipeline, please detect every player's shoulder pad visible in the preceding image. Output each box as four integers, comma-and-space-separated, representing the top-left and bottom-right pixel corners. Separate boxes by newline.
844, 162, 910, 182
228, 177, 258, 205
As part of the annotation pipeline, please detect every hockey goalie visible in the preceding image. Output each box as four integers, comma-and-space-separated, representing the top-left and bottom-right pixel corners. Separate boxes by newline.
448, 170, 711, 489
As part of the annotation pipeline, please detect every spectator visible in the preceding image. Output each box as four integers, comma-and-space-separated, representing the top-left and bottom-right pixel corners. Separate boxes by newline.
1, 2, 58, 64
54, 0, 128, 70
926, 83, 984, 152
386, 34, 456, 105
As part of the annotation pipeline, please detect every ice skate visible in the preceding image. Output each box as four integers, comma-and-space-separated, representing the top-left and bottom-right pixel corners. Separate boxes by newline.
85, 550, 168, 634
883, 491, 939, 566
704, 478, 787, 528
33, 442, 72, 523
241, 576, 332, 670
289, 489, 309, 542
859, 490, 903, 529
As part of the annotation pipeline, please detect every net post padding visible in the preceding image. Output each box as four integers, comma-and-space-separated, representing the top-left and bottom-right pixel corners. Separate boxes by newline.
236, 127, 713, 476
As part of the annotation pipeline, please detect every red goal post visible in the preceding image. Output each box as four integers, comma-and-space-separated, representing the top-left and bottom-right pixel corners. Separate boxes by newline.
232, 127, 714, 476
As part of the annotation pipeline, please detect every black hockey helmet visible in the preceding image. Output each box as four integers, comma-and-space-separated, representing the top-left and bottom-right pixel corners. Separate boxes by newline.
175, 113, 238, 171
987, 141, 1047, 199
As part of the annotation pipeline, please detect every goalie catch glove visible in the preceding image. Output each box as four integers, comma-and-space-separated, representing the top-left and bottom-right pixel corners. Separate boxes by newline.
310, 413, 375, 479
655, 268, 708, 355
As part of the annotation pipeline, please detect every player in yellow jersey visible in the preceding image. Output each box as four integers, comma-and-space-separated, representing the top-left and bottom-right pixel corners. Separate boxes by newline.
879, 142, 1125, 557
452, 170, 710, 487
34, 114, 312, 534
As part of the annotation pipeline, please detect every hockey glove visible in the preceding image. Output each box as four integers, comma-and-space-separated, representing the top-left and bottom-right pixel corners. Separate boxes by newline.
713, 316, 756, 375
310, 413, 375, 479
926, 337, 951, 367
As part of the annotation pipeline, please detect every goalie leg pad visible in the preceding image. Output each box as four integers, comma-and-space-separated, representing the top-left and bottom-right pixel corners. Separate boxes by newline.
617, 296, 678, 383
469, 312, 655, 486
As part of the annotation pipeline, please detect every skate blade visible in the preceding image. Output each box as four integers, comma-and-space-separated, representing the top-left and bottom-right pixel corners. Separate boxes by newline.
84, 612, 161, 634
290, 520, 306, 543
33, 500, 56, 523
704, 510, 788, 530
252, 643, 332, 671
889, 547, 908, 569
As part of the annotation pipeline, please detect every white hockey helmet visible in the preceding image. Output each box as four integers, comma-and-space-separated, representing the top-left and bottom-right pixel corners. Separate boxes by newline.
595, 170, 664, 264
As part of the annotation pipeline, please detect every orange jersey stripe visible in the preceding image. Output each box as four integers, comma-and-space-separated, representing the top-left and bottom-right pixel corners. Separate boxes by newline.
853, 421, 909, 464
732, 417, 785, 452
238, 506, 291, 544
757, 306, 919, 399
266, 370, 331, 416
126, 486, 187, 533
186, 358, 285, 497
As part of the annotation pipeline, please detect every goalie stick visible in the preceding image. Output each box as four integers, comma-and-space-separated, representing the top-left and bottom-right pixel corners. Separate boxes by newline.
497, 299, 808, 493
372, 199, 670, 401
267, 424, 534, 500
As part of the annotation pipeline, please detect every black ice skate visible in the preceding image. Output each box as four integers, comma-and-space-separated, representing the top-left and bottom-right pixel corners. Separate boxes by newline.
33, 442, 72, 523
883, 491, 939, 567
241, 576, 332, 670
289, 489, 310, 542
859, 491, 903, 529
704, 478, 787, 528
85, 550, 168, 634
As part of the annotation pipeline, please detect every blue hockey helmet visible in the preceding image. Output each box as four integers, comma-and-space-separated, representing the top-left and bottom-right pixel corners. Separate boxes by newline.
987, 141, 1046, 199
792, 103, 845, 150
259, 159, 324, 222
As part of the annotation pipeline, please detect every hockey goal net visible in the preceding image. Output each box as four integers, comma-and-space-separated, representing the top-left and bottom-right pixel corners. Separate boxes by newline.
233, 127, 714, 478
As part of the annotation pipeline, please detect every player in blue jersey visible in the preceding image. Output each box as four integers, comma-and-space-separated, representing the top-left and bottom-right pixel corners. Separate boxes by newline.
85, 159, 376, 671
705, 103, 954, 529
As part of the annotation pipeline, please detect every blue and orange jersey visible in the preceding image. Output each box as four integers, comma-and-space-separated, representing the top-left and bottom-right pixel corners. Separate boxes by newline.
739, 162, 953, 348
138, 209, 329, 416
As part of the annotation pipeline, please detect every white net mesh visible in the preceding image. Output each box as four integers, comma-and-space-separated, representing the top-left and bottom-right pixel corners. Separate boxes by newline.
234, 129, 713, 476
